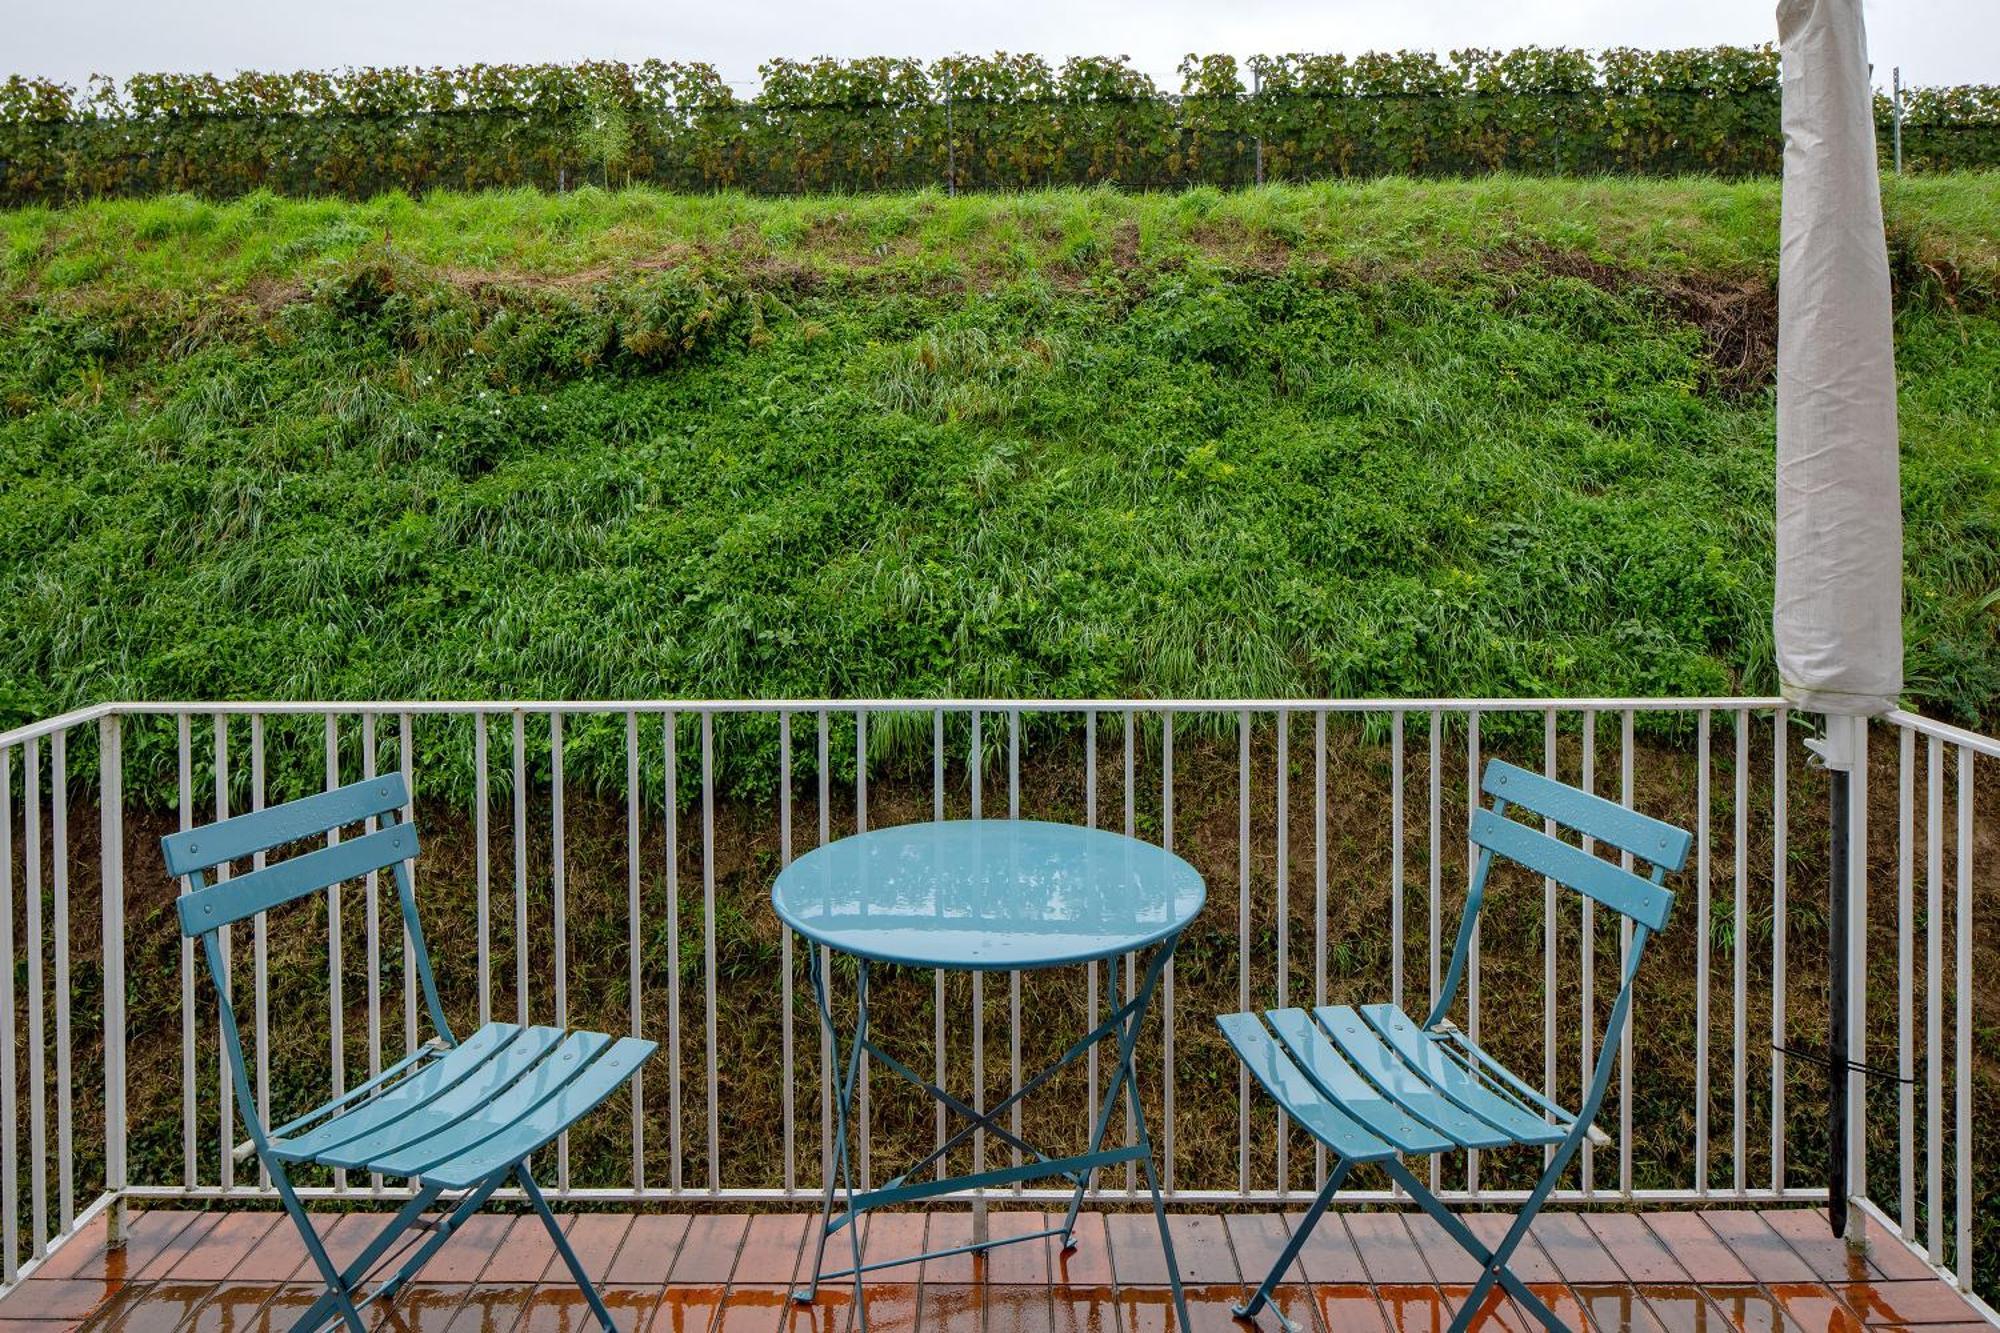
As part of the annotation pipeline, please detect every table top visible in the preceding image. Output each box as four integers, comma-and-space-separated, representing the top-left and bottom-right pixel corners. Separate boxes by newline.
771, 819, 1206, 971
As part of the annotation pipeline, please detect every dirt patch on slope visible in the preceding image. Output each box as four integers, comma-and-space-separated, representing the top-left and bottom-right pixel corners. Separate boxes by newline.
1505, 243, 1779, 398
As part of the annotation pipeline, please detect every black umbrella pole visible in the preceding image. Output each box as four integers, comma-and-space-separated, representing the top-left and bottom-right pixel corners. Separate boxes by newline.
1828, 763, 1850, 1239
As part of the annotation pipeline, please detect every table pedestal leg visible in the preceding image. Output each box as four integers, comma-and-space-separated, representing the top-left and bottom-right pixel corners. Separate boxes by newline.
794, 950, 869, 1317
794, 937, 1190, 1332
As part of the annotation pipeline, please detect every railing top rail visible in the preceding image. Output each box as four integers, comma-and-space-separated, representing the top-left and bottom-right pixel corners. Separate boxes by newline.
0, 702, 118, 750
1883, 708, 2000, 760
60, 696, 1793, 719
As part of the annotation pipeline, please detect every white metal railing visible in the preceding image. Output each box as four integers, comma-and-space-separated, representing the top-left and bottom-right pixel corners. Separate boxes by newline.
0, 697, 1989, 1305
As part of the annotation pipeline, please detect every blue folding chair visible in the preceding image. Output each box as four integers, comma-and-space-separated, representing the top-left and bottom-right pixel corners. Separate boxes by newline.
165, 772, 656, 1332
1219, 759, 1689, 1333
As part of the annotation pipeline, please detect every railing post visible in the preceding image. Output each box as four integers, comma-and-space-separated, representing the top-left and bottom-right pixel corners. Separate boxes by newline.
1808, 711, 1867, 1244
98, 715, 126, 1247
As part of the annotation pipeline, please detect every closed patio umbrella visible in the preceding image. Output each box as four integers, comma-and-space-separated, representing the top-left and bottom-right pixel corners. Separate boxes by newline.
1773, 0, 1903, 1239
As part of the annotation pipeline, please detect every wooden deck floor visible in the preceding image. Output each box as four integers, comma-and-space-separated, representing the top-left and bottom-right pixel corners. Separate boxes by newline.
0, 1206, 1987, 1331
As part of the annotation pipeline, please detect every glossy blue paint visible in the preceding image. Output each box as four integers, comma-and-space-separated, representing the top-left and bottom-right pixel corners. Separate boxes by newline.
167, 782, 654, 1333
1264, 1008, 1454, 1154
771, 818, 1206, 970
1221, 759, 1687, 1333
1468, 806, 1674, 932
780, 820, 1201, 1331
1216, 1013, 1396, 1162
175, 824, 419, 934
161, 772, 409, 876
1482, 758, 1692, 870
1357, 1003, 1566, 1145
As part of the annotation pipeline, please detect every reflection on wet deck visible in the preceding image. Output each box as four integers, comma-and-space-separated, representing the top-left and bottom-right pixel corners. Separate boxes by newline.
0, 1205, 1985, 1331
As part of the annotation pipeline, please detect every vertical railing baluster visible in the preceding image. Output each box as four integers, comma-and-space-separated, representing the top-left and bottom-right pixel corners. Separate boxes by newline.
251, 716, 269, 1190
1007, 708, 1020, 1187
778, 710, 794, 1195
1318, 708, 1332, 1190
177, 717, 195, 1191
1084, 709, 1097, 1178
1897, 723, 1914, 1233
1541, 709, 1557, 1162
816, 709, 829, 1194
551, 712, 569, 1192
1926, 735, 1943, 1265
626, 712, 645, 1193
1733, 709, 1749, 1196
399, 714, 417, 1058
703, 712, 719, 1194
1274, 708, 1289, 1195
210, 717, 231, 1198
25, 733, 47, 1246
1124, 709, 1136, 1197
475, 713, 490, 1028
99, 715, 127, 1240
1619, 708, 1635, 1195
1771, 709, 1789, 1194
1428, 709, 1442, 1196
1464, 709, 1480, 1196
361, 712, 380, 1193
1580, 709, 1597, 1196
1161, 710, 1176, 1194
933, 710, 947, 1183
1696, 709, 1711, 1194
1953, 746, 1973, 1289
1236, 709, 1250, 1196
970, 708, 984, 1214
324, 714, 345, 1194
52, 730, 72, 1225
854, 710, 869, 1192
511, 711, 527, 1029
1, 743, 17, 1279
667, 712, 684, 1192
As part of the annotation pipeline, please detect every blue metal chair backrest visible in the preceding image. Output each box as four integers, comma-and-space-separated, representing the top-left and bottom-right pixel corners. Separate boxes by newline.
163, 773, 456, 1135
1427, 758, 1689, 1114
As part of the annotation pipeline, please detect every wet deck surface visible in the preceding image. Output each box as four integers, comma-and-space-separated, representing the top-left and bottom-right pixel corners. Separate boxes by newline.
0, 1205, 1986, 1331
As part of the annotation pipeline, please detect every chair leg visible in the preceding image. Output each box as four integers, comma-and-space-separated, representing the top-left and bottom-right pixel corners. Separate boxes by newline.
266, 1161, 369, 1333
1381, 1158, 1572, 1333
376, 1177, 507, 1300
1121, 1040, 1191, 1332
516, 1161, 619, 1332
1233, 1158, 1351, 1332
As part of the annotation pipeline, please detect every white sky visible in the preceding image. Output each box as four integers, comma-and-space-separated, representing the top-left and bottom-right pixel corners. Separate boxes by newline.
7, 0, 1995, 93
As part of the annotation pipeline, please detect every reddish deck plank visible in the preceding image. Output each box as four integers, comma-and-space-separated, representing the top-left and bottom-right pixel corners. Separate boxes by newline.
2, 1205, 1981, 1333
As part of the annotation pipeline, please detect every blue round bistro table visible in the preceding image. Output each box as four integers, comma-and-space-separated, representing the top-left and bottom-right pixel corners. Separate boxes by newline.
773, 819, 1206, 1328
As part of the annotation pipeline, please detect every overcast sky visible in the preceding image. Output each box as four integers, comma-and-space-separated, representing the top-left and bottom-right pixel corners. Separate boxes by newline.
10, 0, 1996, 93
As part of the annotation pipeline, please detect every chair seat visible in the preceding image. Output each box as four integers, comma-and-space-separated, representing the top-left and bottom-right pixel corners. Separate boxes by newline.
270, 1022, 656, 1191
1218, 1003, 1573, 1159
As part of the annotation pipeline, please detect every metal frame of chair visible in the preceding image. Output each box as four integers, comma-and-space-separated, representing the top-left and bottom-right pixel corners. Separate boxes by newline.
165, 772, 655, 1333
1220, 758, 1690, 1333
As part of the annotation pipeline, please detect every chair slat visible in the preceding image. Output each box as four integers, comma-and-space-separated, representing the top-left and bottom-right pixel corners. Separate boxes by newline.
1265, 1008, 1456, 1154
290, 1025, 566, 1169
356, 1029, 608, 1176
1468, 808, 1674, 932
1215, 1014, 1396, 1164
1312, 1006, 1515, 1150
162, 772, 409, 877
414, 1037, 659, 1190
176, 823, 419, 937
276, 1024, 523, 1158
1357, 1004, 1567, 1146
1482, 759, 1690, 871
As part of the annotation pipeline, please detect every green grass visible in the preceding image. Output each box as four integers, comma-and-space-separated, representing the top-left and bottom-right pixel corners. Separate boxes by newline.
2, 176, 1998, 802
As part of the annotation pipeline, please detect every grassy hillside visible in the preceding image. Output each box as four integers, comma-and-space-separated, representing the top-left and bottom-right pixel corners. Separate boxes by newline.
2, 177, 1998, 779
